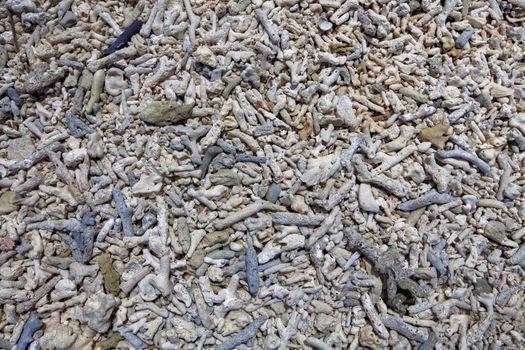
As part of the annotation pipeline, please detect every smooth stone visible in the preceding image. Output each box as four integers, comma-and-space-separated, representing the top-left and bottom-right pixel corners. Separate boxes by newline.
474, 277, 493, 295
200, 228, 233, 247
60, 10, 78, 27
189, 249, 205, 269
0, 191, 20, 215
139, 101, 194, 126
343, 298, 361, 307
207, 249, 236, 259
311, 300, 333, 314
7, 136, 35, 161
482, 221, 507, 244
209, 169, 241, 186
265, 183, 281, 203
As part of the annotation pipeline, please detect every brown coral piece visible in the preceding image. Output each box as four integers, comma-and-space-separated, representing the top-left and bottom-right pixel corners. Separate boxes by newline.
419, 119, 450, 148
